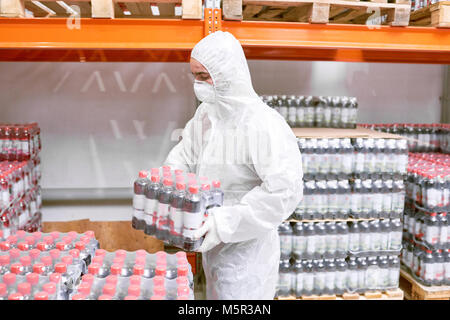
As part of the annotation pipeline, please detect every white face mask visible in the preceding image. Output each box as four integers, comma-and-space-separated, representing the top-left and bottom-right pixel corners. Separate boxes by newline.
194, 80, 215, 103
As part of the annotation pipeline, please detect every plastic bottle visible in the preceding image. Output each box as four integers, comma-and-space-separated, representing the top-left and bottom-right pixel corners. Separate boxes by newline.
313, 259, 326, 296
144, 174, 160, 236
336, 222, 349, 258
325, 222, 337, 259
421, 249, 435, 286
210, 181, 224, 208
380, 219, 391, 252
169, 182, 186, 247
444, 250, 450, 286
182, 185, 204, 251
348, 222, 360, 253
433, 250, 445, 286
369, 220, 381, 253
156, 178, 174, 241
378, 256, 389, 290
315, 223, 326, 259
346, 257, 358, 293
277, 259, 292, 298
132, 171, 149, 230
324, 259, 336, 295
293, 260, 303, 298
302, 260, 314, 296
358, 221, 371, 253
292, 223, 306, 260
389, 218, 402, 251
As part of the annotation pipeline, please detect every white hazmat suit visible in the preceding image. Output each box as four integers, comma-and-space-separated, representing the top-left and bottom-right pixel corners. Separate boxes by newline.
164, 31, 303, 300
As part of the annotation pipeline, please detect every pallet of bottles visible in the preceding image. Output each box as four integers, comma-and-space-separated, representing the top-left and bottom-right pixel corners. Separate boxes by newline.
409, 1, 450, 27
0, 123, 41, 162
400, 267, 450, 300
275, 288, 404, 300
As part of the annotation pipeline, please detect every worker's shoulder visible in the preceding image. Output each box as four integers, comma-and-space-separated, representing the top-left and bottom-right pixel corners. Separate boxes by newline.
244, 103, 291, 131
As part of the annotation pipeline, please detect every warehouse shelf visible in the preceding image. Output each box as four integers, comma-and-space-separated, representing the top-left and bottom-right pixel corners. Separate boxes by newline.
0, 18, 450, 63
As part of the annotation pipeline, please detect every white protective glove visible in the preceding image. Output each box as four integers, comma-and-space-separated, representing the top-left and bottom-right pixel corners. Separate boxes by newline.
194, 213, 222, 253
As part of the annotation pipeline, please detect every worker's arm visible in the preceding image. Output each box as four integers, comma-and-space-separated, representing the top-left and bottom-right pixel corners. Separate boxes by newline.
213, 122, 303, 243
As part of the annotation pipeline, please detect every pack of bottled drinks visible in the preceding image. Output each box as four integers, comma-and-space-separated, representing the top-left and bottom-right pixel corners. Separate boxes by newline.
0, 123, 43, 238
132, 166, 224, 251
401, 152, 450, 286
74, 250, 194, 300
0, 230, 195, 300
360, 123, 450, 154
261, 95, 358, 129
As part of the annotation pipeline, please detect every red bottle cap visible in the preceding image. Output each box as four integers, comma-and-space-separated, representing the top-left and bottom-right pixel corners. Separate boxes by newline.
177, 266, 189, 277
98, 295, 112, 300
16, 230, 26, 239
9, 248, 21, 259
80, 236, 90, 245
95, 249, 107, 257
50, 232, 60, 240
62, 236, 72, 245
124, 295, 138, 300
75, 242, 85, 251
34, 291, 49, 300
81, 274, 94, 285
139, 170, 148, 178
25, 236, 35, 245
162, 166, 171, 172
201, 184, 210, 191
156, 251, 166, 261
88, 263, 101, 275
29, 249, 41, 259
69, 249, 80, 259
26, 273, 39, 285
0, 255, 10, 266
115, 249, 127, 259
8, 293, 23, 300
175, 251, 187, 260
49, 249, 61, 260
55, 263, 67, 274
174, 169, 183, 176
155, 265, 166, 277
33, 263, 45, 274
3, 273, 16, 285
77, 282, 91, 295
128, 285, 140, 297
135, 249, 147, 258
176, 183, 186, 190
36, 242, 46, 251
55, 242, 66, 251
0, 283, 6, 295
163, 179, 173, 186
103, 283, 116, 296
84, 230, 95, 239
212, 180, 220, 188
151, 168, 159, 175
61, 255, 73, 265
135, 257, 146, 266
20, 255, 31, 266
43, 283, 56, 294
10, 263, 23, 274
41, 255, 52, 266
133, 264, 145, 276
17, 242, 29, 251
67, 231, 78, 240
18, 282, 31, 295
188, 186, 199, 194
43, 236, 53, 245
71, 294, 85, 300
0, 241, 10, 251
151, 175, 160, 183
129, 275, 141, 286
110, 263, 122, 275
7, 235, 18, 244
153, 276, 165, 287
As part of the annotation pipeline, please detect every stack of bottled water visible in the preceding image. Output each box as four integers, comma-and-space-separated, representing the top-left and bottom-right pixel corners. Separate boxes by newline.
132, 166, 224, 251
298, 137, 409, 179
279, 220, 403, 262
361, 123, 450, 154
73, 250, 194, 300
0, 123, 43, 238
0, 231, 98, 300
1, 272, 68, 300
261, 95, 358, 128
277, 255, 401, 297
296, 174, 405, 221
401, 151, 450, 286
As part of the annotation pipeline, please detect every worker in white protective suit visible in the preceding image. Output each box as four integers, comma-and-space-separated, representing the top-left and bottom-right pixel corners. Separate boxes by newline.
164, 31, 303, 300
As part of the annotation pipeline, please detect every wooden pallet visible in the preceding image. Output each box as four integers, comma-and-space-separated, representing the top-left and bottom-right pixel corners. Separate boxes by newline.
0, 0, 202, 19
276, 288, 404, 300
223, 0, 411, 26
409, 1, 450, 27
400, 268, 450, 300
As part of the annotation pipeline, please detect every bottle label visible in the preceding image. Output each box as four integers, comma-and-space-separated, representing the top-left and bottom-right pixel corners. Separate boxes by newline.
295, 273, 304, 294
335, 271, 345, 290
297, 108, 305, 123
349, 233, 360, 251
133, 195, 145, 210
158, 203, 170, 218
382, 194, 392, 213
326, 235, 337, 254
306, 236, 316, 254
293, 235, 306, 255
389, 231, 402, 250
371, 233, 381, 251
304, 273, 314, 292
325, 272, 335, 291
315, 272, 325, 291
337, 234, 348, 252
144, 198, 158, 215
280, 235, 293, 256
361, 234, 371, 252
425, 226, 439, 245
380, 233, 389, 251
279, 273, 292, 291
440, 225, 448, 245
347, 270, 358, 290
424, 263, 434, 281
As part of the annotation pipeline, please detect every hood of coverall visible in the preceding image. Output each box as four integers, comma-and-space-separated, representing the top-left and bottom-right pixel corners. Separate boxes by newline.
191, 31, 260, 122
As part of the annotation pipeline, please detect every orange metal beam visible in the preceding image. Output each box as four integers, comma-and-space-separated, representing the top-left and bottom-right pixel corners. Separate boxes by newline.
0, 18, 449, 63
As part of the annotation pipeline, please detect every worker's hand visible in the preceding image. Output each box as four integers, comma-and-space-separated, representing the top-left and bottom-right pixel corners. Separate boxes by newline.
194, 213, 221, 253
